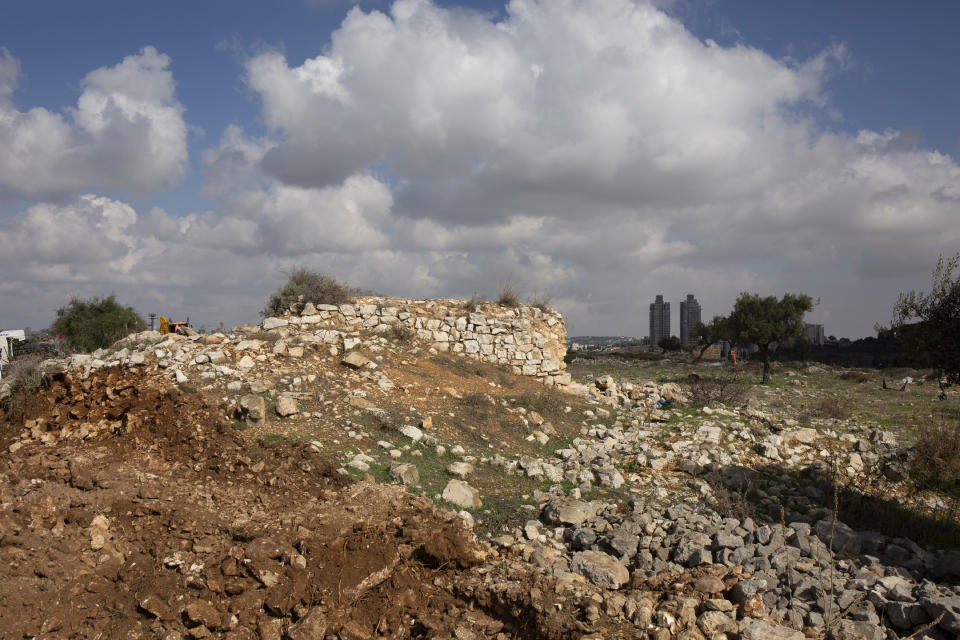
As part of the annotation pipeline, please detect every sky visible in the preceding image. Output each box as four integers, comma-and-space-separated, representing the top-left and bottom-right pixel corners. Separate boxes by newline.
1, 0, 958, 339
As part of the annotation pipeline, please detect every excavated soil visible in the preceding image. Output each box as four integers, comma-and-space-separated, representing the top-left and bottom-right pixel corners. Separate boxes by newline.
0, 367, 636, 639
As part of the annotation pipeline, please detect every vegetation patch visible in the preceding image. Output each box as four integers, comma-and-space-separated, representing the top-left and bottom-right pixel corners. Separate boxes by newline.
910, 408, 960, 497
262, 268, 353, 317
52, 294, 146, 352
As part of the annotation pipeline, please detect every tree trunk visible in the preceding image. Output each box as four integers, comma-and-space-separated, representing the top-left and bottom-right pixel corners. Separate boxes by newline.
762, 348, 771, 384
694, 342, 713, 362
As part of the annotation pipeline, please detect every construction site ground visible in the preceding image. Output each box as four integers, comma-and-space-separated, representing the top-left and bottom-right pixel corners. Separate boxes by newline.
0, 340, 636, 640
2, 329, 959, 639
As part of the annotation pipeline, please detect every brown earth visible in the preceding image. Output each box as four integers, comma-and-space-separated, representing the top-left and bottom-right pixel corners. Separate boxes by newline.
0, 367, 640, 639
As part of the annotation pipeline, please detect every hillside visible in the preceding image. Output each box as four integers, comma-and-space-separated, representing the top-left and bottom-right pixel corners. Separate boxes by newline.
1, 298, 958, 639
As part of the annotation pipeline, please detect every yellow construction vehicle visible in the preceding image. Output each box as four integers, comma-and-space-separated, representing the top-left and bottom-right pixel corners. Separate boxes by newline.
158, 316, 190, 335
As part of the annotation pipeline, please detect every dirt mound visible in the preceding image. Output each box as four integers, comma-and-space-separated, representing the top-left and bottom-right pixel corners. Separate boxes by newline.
0, 367, 636, 639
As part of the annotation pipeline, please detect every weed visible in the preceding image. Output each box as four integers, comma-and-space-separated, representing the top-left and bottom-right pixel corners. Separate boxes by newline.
261, 433, 285, 444
0, 356, 48, 410
910, 408, 960, 496
460, 392, 494, 408
497, 281, 520, 307
837, 370, 870, 383
703, 469, 758, 521
528, 293, 551, 313
387, 324, 416, 344
514, 390, 567, 420
810, 396, 850, 420
461, 294, 487, 313
685, 373, 748, 408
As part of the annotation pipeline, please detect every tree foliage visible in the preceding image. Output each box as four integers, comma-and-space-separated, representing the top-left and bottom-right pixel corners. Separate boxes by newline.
890, 253, 960, 394
692, 315, 732, 361
263, 268, 353, 317
658, 335, 682, 351
52, 294, 146, 353
729, 292, 814, 383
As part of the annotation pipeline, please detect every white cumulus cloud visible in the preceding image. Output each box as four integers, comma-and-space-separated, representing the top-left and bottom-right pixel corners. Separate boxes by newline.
0, 46, 187, 202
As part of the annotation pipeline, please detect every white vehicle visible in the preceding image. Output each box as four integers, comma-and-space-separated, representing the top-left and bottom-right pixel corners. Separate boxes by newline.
0, 330, 26, 378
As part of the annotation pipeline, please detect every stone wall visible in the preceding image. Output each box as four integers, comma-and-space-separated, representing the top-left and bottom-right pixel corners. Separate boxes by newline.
261, 297, 570, 386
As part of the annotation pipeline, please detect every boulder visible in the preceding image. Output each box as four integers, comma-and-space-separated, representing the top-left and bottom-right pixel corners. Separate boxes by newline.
287, 607, 327, 640
739, 619, 804, 640
275, 396, 298, 417
569, 551, 629, 589
815, 519, 861, 558
446, 462, 474, 478
240, 395, 266, 422
442, 480, 482, 508
341, 351, 371, 369
390, 463, 419, 486
921, 595, 960, 635
261, 317, 289, 330
399, 425, 424, 442
540, 498, 595, 526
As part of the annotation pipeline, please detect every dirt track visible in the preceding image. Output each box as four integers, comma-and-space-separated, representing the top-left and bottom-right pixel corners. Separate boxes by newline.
0, 368, 634, 639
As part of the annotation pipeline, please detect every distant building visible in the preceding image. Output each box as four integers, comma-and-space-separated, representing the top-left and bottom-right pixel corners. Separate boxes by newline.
804, 323, 825, 346
679, 294, 702, 347
648, 294, 671, 345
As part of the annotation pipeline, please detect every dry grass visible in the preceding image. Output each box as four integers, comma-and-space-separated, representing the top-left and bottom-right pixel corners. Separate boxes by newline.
1, 356, 48, 409
461, 294, 486, 313
685, 373, 749, 408
497, 281, 520, 307
810, 396, 850, 420
387, 324, 416, 344
837, 370, 870, 383
528, 293, 552, 313
910, 409, 960, 496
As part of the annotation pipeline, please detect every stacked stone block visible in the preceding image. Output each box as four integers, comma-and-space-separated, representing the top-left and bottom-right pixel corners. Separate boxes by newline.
261, 297, 570, 386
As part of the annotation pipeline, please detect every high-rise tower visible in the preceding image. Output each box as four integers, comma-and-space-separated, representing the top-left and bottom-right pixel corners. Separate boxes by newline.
649, 294, 670, 345
679, 294, 702, 347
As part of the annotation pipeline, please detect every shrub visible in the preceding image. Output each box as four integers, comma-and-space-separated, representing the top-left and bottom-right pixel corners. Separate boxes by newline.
388, 323, 416, 344
262, 268, 353, 317
838, 370, 870, 383
686, 373, 749, 408
889, 252, 960, 395
514, 390, 566, 419
810, 396, 849, 420
528, 293, 552, 313
658, 336, 682, 352
0, 355, 47, 409
462, 294, 487, 313
52, 294, 146, 353
910, 410, 960, 496
497, 281, 520, 307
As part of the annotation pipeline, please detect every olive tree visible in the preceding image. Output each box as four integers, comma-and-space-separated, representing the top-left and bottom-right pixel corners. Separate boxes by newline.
729, 292, 814, 384
890, 253, 960, 395
52, 294, 146, 352
692, 315, 732, 361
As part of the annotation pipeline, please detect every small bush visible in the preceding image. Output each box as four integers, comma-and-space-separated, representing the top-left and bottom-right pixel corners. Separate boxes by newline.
388, 324, 416, 344
462, 294, 486, 313
686, 374, 748, 408
910, 411, 960, 496
528, 293, 552, 313
810, 396, 849, 420
52, 294, 146, 353
1, 356, 47, 409
262, 268, 352, 317
497, 281, 520, 307
838, 370, 869, 383
461, 392, 494, 408
514, 391, 566, 419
